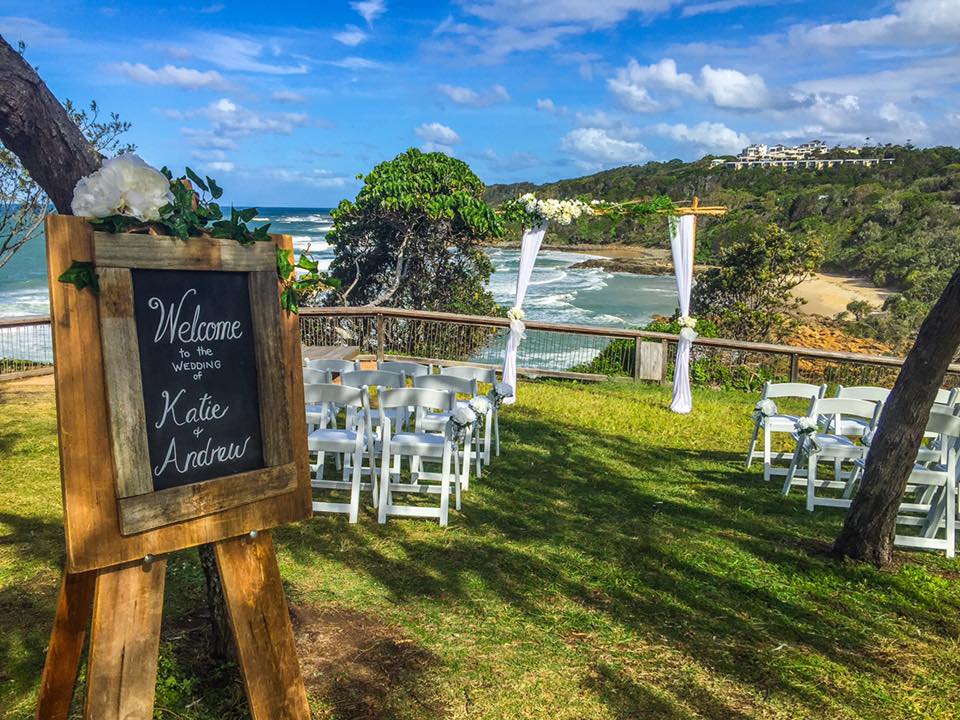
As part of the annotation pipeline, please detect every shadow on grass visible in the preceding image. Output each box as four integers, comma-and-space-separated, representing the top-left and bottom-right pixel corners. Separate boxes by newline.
279, 404, 960, 718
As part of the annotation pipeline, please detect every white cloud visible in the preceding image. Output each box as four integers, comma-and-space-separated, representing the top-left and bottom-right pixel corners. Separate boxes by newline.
333, 25, 368, 46
207, 161, 235, 172
176, 98, 310, 138
351, 0, 386, 26
788, 0, 960, 49
652, 121, 750, 154
575, 110, 619, 127
682, 0, 784, 17
264, 168, 351, 188
0, 16, 69, 45
535, 98, 566, 115
200, 3, 225, 12
438, 83, 510, 107
461, 0, 677, 28
328, 56, 384, 70
608, 58, 698, 112
181, 128, 237, 150
191, 32, 308, 74
271, 89, 305, 103
109, 62, 228, 90
415, 122, 461, 153
700, 64, 769, 109
561, 126, 652, 169
608, 57, 771, 111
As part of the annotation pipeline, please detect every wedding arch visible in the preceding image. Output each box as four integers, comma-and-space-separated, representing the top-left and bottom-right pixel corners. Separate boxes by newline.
499, 194, 726, 413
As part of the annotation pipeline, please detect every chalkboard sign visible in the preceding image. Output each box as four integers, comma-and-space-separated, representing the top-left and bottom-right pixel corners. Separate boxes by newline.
131, 269, 265, 491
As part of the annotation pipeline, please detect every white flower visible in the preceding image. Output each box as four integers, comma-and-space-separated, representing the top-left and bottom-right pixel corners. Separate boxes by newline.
678, 315, 697, 329
753, 399, 779, 418
71, 153, 173, 221
468, 395, 491, 418
493, 382, 514, 399
452, 406, 475, 426
796, 417, 818, 433
506, 306, 525, 321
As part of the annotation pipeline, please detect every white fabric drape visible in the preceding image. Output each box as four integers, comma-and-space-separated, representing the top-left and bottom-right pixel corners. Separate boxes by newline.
501, 223, 546, 405
670, 215, 696, 414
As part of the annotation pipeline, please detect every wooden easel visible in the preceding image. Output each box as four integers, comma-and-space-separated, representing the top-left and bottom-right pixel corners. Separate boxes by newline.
36, 216, 313, 720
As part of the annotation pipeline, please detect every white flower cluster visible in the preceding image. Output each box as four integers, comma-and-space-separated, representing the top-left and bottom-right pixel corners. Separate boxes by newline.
468, 395, 492, 420
445, 405, 477, 440
795, 417, 818, 434
678, 315, 697, 330
506, 306, 525, 322
795, 417, 821, 454
519, 193, 594, 226
752, 398, 779, 421
71, 154, 174, 222
488, 381, 514, 408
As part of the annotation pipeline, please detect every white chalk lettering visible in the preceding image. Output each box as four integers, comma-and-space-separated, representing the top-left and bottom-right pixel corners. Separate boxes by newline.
150, 289, 243, 345
154, 436, 252, 477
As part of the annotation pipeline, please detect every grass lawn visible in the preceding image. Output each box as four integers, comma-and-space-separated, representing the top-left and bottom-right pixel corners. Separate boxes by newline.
2, 376, 960, 719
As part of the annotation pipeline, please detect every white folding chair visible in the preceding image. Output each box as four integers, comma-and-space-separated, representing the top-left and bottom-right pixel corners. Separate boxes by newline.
306, 384, 378, 523
892, 410, 960, 558
414, 374, 481, 484
440, 365, 500, 461
832, 386, 890, 437
379, 360, 432, 381
377, 388, 471, 527
342, 370, 408, 431
305, 358, 356, 379
746, 381, 827, 481
782, 397, 881, 509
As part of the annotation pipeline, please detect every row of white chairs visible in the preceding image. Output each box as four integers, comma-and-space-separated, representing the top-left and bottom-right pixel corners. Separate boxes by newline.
301, 358, 503, 526
746, 381, 960, 556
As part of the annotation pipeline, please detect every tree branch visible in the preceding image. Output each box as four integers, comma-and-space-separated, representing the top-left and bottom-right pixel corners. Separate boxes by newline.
0, 36, 100, 212
369, 232, 410, 307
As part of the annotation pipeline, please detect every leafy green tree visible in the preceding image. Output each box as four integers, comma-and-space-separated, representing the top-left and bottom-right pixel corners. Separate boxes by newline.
327, 148, 502, 314
692, 224, 823, 342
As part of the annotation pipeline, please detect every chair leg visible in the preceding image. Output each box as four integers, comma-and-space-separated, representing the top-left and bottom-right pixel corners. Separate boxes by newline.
806, 456, 817, 512
842, 464, 862, 499
483, 411, 493, 465
316, 451, 325, 483
745, 420, 761, 469
439, 449, 451, 527
348, 448, 362, 524
782, 442, 801, 495
946, 481, 955, 558
763, 425, 772, 482
494, 411, 500, 457
378, 447, 390, 524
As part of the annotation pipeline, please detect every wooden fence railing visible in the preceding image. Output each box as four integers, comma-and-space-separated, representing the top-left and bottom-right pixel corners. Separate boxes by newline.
5, 308, 959, 391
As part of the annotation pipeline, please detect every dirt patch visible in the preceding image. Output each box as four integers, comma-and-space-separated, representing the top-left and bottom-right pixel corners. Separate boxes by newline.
291, 604, 449, 719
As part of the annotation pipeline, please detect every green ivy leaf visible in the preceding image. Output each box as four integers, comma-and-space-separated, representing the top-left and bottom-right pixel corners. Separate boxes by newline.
185, 167, 209, 193
207, 176, 223, 199
58, 260, 100, 293
276, 247, 294, 280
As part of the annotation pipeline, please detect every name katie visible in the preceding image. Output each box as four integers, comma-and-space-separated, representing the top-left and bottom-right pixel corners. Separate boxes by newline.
149, 288, 243, 344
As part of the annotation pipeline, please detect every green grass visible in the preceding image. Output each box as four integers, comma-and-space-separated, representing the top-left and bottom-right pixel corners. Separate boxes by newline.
3, 378, 960, 719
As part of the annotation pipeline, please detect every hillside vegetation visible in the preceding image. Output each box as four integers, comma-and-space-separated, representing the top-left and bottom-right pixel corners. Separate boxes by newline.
486, 146, 960, 342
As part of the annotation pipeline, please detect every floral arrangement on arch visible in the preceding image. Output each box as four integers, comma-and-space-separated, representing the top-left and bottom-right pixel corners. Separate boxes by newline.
500, 191, 676, 229
59, 153, 337, 313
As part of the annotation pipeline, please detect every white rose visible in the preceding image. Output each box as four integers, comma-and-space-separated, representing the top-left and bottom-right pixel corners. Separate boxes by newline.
71, 153, 173, 221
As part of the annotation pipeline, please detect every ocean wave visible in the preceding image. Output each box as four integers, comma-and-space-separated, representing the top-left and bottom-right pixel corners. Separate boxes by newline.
276, 214, 331, 223
529, 270, 567, 286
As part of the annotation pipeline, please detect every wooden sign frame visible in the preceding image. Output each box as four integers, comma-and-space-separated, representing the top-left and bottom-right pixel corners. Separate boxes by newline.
37, 215, 312, 720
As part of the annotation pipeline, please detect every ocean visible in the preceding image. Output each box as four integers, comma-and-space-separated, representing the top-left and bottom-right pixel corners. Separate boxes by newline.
0, 207, 679, 326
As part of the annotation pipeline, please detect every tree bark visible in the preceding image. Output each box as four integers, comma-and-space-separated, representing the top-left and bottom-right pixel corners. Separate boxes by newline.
833, 267, 960, 565
0, 35, 101, 212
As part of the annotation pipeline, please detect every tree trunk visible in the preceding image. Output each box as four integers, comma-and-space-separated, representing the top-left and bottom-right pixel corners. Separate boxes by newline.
198, 544, 233, 660
833, 267, 960, 565
0, 36, 100, 212
0, 33, 232, 656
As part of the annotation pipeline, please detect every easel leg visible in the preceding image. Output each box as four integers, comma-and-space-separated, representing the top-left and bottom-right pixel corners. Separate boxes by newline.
215, 531, 310, 720
36, 570, 97, 720
84, 557, 167, 720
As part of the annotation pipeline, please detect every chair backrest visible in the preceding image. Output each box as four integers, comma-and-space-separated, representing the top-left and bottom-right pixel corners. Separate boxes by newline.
379, 360, 431, 377
763, 382, 827, 401
836, 385, 891, 403
935, 387, 958, 407
924, 410, 960, 443
811, 397, 881, 422
303, 368, 332, 385
305, 358, 356, 376
440, 365, 497, 385
341, 370, 405, 390
303, 383, 367, 408
378, 387, 452, 413
414, 374, 478, 397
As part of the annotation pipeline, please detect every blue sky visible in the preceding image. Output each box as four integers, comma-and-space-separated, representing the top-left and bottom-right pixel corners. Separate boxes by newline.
1, 0, 957, 206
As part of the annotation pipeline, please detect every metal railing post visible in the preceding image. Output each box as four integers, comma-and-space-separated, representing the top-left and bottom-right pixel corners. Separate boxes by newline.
790, 353, 800, 382
376, 312, 385, 363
